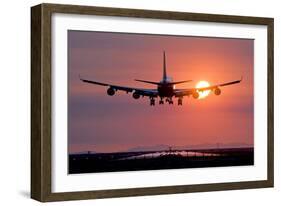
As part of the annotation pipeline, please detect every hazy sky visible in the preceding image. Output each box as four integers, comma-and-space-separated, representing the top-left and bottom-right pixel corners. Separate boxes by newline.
68, 30, 254, 153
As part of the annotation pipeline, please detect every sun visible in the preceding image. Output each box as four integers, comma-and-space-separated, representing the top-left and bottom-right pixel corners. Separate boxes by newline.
195, 81, 211, 99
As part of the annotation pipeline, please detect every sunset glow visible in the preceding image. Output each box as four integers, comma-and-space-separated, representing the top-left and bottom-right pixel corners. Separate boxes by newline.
68, 31, 254, 153
196, 81, 211, 99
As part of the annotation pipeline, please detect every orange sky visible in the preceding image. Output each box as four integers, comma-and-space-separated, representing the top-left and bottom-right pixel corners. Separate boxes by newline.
68, 31, 254, 153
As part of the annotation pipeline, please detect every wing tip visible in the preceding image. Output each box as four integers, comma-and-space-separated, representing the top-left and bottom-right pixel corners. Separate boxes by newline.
79, 74, 85, 82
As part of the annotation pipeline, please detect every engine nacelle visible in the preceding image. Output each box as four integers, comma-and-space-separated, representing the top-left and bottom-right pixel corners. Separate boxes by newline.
192, 92, 199, 99
214, 88, 221, 96
107, 87, 115, 96
132, 92, 140, 99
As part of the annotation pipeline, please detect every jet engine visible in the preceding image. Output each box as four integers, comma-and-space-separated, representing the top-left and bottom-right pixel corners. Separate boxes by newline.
107, 87, 115, 96
132, 92, 140, 99
214, 87, 221, 95
192, 92, 199, 99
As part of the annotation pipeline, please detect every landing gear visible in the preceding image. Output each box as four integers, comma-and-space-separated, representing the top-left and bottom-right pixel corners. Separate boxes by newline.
165, 97, 173, 105
149, 97, 183, 106
178, 98, 183, 105
150, 98, 155, 106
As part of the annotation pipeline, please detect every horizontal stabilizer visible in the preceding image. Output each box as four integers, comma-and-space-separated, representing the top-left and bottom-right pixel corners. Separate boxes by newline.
134, 79, 160, 85
171, 80, 192, 85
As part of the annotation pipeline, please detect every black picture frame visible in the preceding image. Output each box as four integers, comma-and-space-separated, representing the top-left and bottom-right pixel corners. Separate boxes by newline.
31, 3, 274, 202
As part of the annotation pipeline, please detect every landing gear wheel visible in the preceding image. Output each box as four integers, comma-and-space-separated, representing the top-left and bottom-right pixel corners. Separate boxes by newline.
159, 100, 164, 105
150, 98, 155, 106
178, 98, 183, 105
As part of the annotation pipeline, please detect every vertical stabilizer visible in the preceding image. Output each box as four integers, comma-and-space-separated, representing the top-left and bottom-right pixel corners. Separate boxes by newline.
163, 51, 167, 80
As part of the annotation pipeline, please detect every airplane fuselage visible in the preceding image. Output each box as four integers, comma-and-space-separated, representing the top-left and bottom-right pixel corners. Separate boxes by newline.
157, 77, 174, 97
157, 84, 174, 97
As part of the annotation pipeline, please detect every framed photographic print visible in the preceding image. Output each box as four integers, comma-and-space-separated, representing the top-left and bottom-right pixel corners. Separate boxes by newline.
31, 3, 274, 202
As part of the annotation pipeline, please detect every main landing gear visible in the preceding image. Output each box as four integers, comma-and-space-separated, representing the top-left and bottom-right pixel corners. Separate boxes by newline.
164, 97, 173, 105
178, 98, 183, 105
150, 97, 183, 106
157, 97, 173, 105
150, 98, 156, 106
160, 97, 174, 105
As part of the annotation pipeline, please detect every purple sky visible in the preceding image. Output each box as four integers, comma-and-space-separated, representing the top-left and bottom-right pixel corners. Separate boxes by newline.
68, 30, 254, 153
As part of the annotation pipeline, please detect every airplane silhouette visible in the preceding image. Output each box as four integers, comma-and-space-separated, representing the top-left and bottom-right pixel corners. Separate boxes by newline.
80, 51, 242, 106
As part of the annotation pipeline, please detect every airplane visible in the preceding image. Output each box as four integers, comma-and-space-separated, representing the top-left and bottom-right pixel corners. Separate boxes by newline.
80, 51, 242, 106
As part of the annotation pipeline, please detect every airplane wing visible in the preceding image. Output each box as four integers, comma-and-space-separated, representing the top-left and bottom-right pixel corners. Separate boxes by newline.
174, 77, 242, 97
80, 77, 158, 97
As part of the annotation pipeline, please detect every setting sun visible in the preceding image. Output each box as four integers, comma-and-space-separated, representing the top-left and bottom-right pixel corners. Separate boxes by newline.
196, 81, 211, 99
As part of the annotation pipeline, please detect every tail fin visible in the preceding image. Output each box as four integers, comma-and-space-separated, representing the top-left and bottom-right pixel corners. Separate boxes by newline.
163, 51, 167, 80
